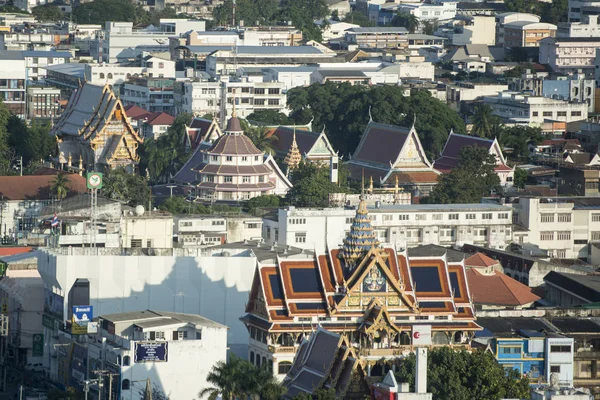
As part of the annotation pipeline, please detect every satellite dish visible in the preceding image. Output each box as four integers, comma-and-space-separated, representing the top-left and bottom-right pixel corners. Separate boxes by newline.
135, 205, 145, 216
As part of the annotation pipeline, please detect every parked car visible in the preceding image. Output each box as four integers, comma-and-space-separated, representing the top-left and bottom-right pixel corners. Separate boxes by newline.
24, 363, 45, 373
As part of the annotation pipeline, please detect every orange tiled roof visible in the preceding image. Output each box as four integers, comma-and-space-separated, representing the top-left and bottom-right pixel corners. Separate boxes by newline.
466, 269, 540, 306
0, 247, 33, 256
466, 252, 499, 268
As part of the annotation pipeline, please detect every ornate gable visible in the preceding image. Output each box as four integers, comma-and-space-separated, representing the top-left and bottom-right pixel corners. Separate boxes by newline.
393, 128, 432, 169
306, 132, 336, 158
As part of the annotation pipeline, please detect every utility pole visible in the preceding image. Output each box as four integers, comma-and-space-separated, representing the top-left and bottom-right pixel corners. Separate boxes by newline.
83, 380, 89, 400
19, 156, 22, 176
145, 377, 152, 400
18, 385, 22, 400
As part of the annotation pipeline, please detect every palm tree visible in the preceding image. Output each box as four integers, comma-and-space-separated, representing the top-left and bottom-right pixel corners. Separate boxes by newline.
471, 104, 499, 139
392, 12, 420, 33
200, 356, 244, 400
51, 172, 70, 200
245, 126, 279, 156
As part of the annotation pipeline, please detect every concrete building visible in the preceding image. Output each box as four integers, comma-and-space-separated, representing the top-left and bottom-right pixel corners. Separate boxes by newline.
262, 203, 513, 254
568, 0, 600, 22
398, 2, 457, 22
43, 63, 85, 94
503, 21, 557, 48
446, 82, 509, 108
449, 15, 496, 46
541, 73, 595, 113
558, 15, 600, 37
121, 77, 175, 114
344, 27, 408, 49
317, 20, 360, 41
0, 32, 56, 52
176, 215, 263, 247
507, 69, 550, 96
26, 86, 61, 119
495, 12, 541, 46
100, 20, 206, 63
204, 46, 336, 77
544, 271, 600, 307
175, 78, 286, 119
263, 66, 318, 92
512, 196, 600, 260
84, 56, 176, 87
539, 37, 600, 74
22, 50, 71, 82
0, 51, 26, 118
483, 92, 588, 125
84, 310, 227, 400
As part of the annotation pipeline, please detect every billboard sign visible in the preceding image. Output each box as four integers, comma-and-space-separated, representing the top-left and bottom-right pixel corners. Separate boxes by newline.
72, 306, 93, 335
412, 325, 432, 346
134, 342, 168, 363
32, 333, 44, 357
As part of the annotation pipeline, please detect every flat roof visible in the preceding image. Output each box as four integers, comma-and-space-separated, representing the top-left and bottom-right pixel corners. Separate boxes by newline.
369, 203, 512, 212
211, 239, 311, 262
317, 69, 367, 77
44, 63, 86, 77
99, 309, 226, 329
407, 244, 465, 262
347, 27, 408, 34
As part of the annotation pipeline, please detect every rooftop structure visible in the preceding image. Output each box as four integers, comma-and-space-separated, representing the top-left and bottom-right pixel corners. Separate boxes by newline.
347, 118, 440, 196
50, 82, 143, 172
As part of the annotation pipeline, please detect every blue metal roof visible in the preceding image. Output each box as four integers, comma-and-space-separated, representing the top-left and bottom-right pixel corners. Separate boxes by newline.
23, 51, 72, 58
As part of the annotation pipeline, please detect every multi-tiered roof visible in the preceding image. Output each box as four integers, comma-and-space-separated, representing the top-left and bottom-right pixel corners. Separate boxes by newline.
283, 130, 302, 173
341, 198, 380, 267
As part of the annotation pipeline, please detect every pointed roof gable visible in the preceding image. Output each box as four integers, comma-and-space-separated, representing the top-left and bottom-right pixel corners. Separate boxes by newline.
185, 117, 222, 150
466, 252, 500, 268
435, 132, 507, 172
267, 125, 337, 160
352, 120, 412, 165
467, 269, 541, 306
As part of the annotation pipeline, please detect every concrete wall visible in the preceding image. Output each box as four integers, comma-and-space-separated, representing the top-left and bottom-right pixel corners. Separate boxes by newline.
37, 250, 256, 356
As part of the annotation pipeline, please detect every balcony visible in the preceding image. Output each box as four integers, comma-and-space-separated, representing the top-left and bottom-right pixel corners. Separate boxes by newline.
268, 345, 296, 353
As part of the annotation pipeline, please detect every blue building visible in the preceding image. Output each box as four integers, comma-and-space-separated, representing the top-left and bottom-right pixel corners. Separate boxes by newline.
493, 330, 546, 379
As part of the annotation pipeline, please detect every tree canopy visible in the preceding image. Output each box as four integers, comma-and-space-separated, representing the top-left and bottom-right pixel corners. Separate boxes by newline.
200, 354, 285, 400
139, 113, 191, 184
392, 12, 420, 33
159, 196, 240, 215
6, 116, 56, 167
287, 83, 465, 159
102, 167, 151, 207
285, 162, 352, 208
247, 110, 294, 125
504, 0, 568, 24
72, 0, 184, 26
395, 347, 531, 400
31, 4, 64, 21
499, 125, 543, 161
428, 146, 501, 204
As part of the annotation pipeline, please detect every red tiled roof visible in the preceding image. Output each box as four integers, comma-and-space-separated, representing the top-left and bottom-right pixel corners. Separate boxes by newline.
124, 105, 151, 119
466, 252, 499, 268
0, 173, 87, 200
467, 269, 540, 306
353, 122, 410, 165
387, 170, 440, 184
145, 112, 175, 126
539, 139, 580, 146
494, 164, 513, 172
0, 247, 33, 256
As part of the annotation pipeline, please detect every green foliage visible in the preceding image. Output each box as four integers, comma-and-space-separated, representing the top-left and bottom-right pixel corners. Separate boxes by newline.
342, 11, 375, 27
285, 162, 350, 207
102, 167, 151, 207
0, 5, 29, 13
514, 167, 528, 189
0, 100, 14, 175
212, 0, 279, 26
428, 146, 501, 204
471, 104, 500, 139
499, 125, 543, 161
247, 110, 294, 125
280, 0, 329, 41
245, 194, 281, 214
159, 196, 241, 214
72, 0, 136, 24
139, 113, 191, 184
31, 4, 63, 21
47, 387, 84, 400
292, 388, 338, 400
287, 83, 465, 158
421, 19, 437, 35
51, 172, 70, 199
504, 0, 567, 24
242, 121, 278, 155
392, 12, 420, 33
6, 116, 56, 165
395, 347, 531, 400
200, 354, 285, 400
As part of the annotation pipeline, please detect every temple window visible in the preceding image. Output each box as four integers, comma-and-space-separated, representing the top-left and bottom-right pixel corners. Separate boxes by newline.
278, 362, 292, 375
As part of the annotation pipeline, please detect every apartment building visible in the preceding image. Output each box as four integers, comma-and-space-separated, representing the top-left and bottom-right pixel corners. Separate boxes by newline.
23, 51, 71, 81
344, 27, 408, 49
541, 73, 595, 112
175, 77, 286, 119
176, 215, 263, 247
84, 56, 176, 87
262, 203, 513, 254
539, 36, 600, 74
513, 196, 600, 260
503, 21, 557, 48
0, 51, 26, 118
484, 91, 588, 125
121, 77, 175, 114
568, 0, 600, 22
26, 86, 61, 119
558, 15, 600, 37
495, 12, 541, 45
100, 20, 206, 63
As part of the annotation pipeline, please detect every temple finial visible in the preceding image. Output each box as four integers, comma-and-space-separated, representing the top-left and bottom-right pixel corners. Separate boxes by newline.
232, 89, 237, 118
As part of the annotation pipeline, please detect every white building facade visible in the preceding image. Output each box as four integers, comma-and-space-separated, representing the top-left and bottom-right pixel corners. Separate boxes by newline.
262, 204, 513, 254
539, 37, 600, 74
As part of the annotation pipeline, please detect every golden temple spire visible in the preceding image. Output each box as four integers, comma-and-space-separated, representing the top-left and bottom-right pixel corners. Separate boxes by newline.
231, 89, 237, 118
284, 127, 302, 174
341, 194, 380, 269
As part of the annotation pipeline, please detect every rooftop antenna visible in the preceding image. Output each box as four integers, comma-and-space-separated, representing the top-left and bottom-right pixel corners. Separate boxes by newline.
232, 0, 236, 27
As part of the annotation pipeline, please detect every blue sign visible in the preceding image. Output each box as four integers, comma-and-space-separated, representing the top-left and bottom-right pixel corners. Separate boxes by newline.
72, 306, 93, 335
135, 342, 168, 363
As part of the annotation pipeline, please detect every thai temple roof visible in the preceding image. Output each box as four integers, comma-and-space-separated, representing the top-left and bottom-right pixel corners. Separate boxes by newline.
341, 197, 380, 267
284, 130, 302, 171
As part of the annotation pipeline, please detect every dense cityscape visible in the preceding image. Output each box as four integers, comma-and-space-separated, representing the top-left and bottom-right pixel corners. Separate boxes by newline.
0, 0, 598, 398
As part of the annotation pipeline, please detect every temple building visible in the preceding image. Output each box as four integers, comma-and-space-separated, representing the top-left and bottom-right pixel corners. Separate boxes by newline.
177, 110, 292, 201
183, 116, 222, 151
434, 132, 514, 187
264, 123, 338, 166
51, 83, 143, 172
241, 198, 480, 382
346, 118, 441, 196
